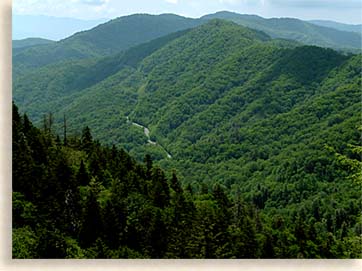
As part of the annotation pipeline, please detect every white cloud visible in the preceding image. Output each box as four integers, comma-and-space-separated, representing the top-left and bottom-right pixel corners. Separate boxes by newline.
12, 0, 362, 23
76, 0, 108, 6
268, 0, 361, 9
218, 0, 264, 5
165, 0, 179, 4
219, 0, 241, 4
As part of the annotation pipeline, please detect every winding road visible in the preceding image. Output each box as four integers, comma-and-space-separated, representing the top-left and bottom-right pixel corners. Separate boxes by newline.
126, 116, 172, 158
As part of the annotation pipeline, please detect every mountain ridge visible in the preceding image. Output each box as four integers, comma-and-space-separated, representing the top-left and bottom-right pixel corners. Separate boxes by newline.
12, 13, 202, 77
309, 19, 362, 34
13, 14, 108, 40
12, 15, 362, 258
202, 11, 361, 51
13, 11, 361, 78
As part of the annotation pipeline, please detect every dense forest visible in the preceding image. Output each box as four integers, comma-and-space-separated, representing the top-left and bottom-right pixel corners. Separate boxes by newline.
12, 103, 361, 258
12, 15, 362, 259
12, 12, 361, 77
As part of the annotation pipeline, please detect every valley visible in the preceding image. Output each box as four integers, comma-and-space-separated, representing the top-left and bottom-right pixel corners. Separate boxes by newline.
127, 115, 172, 158
12, 11, 362, 259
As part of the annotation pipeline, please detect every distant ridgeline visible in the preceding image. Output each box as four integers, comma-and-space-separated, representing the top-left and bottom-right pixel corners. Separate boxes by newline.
12, 12, 361, 76
13, 13, 362, 258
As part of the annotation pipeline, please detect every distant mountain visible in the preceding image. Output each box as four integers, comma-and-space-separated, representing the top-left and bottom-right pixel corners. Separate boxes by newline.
13, 28, 191, 119
12, 14, 202, 77
12, 38, 54, 48
13, 12, 362, 79
309, 20, 362, 34
12, 38, 55, 55
202, 11, 361, 51
13, 19, 361, 258
12, 15, 108, 41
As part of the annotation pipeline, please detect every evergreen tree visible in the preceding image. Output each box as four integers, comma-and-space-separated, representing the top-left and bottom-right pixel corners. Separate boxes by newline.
81, 126, 93, 153
150, 167, 170, 208
79, 183, 103, 248
77, 160, 90, 186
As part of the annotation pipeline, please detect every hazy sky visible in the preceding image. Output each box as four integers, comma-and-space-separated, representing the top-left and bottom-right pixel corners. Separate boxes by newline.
13, 0, 362, 24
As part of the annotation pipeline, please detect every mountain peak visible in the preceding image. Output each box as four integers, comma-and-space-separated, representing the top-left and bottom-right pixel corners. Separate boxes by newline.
197, 18, 270, 42
202, 11, 262, 20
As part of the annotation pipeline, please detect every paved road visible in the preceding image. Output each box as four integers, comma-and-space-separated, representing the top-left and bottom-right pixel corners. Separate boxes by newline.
127, 116, 172, 158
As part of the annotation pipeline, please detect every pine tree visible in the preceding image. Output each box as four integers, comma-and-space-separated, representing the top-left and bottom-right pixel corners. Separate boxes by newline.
77, 160, 90, 186
81, 126, 93, 153
150, 167, 170, 208
79, 183, 103, 248
211, 184, 232, 258
144, 154, 153, 180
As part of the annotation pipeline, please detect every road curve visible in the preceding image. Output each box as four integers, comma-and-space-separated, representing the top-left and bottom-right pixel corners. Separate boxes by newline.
127, 116, 172, 158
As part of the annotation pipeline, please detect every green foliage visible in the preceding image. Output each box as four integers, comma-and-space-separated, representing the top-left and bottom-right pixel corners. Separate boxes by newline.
202, 11, 362, 51
13, 14, 201, 77
13, 38, 54, 49
12, 18, 362, 259
12, 227, 39, 258
326, 140, 362, 185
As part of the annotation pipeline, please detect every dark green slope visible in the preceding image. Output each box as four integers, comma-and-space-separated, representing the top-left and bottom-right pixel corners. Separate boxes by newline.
13, 12, 362, 79
202, 11, 362, 51
14, 102, 360, 258
13, 19, 362, 258
13, 38, 55, 57
13, 29, 191, 122
13, 11, 362, 79
52, 20, 275, 153
169, 53, 358, 175
13, 14, 201, 77
68, 14, 201, 56
12, 38, 54, 49
132, 19, 270, 126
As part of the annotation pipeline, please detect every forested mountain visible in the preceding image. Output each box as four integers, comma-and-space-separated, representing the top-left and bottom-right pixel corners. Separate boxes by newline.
13, 28, 191, 120
12, 14, 201, 77
12, 38, 55, 56
13, 18, 362, 258
309, 20, 362, 34
202, 11, 361, 51
12, 103, 361, 258
12, 38, 54, 49
13, 15, 107, 41
13, 12, 361, 78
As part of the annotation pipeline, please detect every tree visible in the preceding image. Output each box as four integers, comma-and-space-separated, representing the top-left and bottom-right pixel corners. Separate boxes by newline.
144, 154, 153, 180
81, 126, 93, 153
79, 182, 103, 248
77, 160, 90, 186
150, 167, 170, 209
326, 142, 362, 185
63, 114, 67, 146
211, 184, 232, 258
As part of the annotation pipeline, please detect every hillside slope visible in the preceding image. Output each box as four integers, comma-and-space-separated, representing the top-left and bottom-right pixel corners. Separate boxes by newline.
14, 102, 361, 258
12, 38, 54, 48
203, 11, 362, 51
13, 14, 201, 77
12, 38, 55, 55
13, 20, 362, 258
309, 20, 362, 34
13, 12, 362, 78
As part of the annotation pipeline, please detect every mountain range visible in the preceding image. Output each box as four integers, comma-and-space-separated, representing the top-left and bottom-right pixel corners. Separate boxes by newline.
13, 15, 108, 41
12, 12, 362, 258
309, 19, 362, 34
13, 12, 361, 76
203, 11, 361, 51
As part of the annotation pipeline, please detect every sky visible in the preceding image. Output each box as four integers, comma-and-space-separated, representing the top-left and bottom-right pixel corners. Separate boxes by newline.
13, 0, 362, 24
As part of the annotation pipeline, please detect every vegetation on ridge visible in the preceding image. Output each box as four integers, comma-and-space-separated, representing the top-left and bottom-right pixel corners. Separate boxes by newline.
13, 18, 362, 258
13, 104, 362, 258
